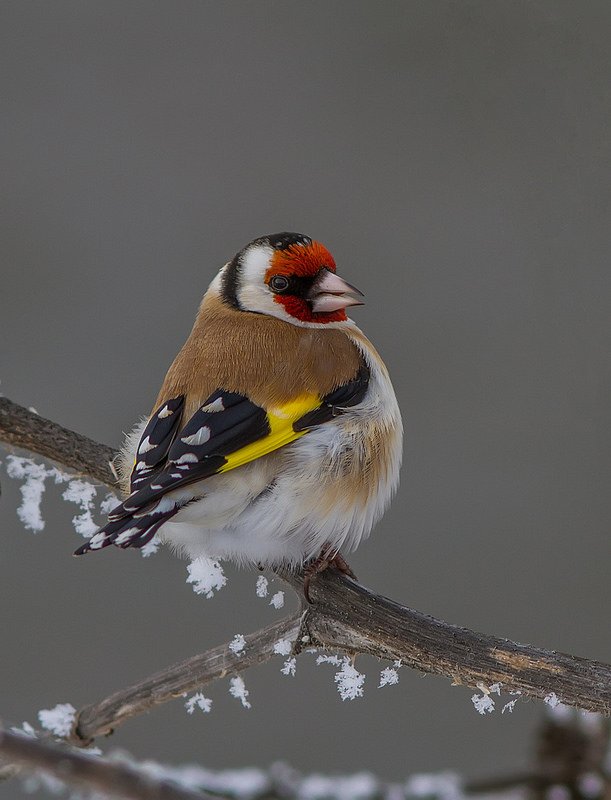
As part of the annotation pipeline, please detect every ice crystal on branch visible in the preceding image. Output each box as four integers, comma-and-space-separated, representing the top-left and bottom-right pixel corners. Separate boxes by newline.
11, 722, 36, 738
379, 667, 399, 687
140, 536, 160, 557
334, 658, 365, 701
405, 772, 462, 800
6, 456, 53, 532
255, 575, 269, 597
185, 692, 213, 715
186, 557, 227, 598
229, 634, 246, 654
316, 654, 343, 666
300, 771, 379, 800
471, 693, 495, 715
273, 639, 293, 656
229, 676, 251, 709
270, 590, 285, 609
281, 657, 297, 676
99, 493, 119, 515
62, 479, 98, 537
38, 703, 76, 737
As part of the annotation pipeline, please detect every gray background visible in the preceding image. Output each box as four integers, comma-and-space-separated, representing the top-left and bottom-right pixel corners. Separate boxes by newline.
1, 0, 609, 793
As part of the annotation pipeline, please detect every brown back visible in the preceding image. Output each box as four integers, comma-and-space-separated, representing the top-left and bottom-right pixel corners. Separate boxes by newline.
155, 292, 362, 419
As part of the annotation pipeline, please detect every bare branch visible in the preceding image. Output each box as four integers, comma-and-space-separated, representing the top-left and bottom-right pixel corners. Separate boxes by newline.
282, 569, 611, 714
1, 395, 610, 745
71, 613, 304, 745
0, 398, 118, 488
0, 726, 215, 800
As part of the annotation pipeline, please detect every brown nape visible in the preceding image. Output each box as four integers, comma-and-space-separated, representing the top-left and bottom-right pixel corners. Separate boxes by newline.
155, 292, 363, 418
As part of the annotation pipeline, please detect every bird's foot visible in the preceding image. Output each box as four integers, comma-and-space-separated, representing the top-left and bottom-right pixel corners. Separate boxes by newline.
303, 547, 357, 603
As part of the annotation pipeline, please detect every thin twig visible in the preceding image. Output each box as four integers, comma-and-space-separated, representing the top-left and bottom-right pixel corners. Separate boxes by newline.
71, 613, 304, 745
1, 396, 610, 747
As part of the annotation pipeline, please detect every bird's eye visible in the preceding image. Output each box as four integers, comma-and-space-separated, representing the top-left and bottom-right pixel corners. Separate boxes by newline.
269, 275, 290, 293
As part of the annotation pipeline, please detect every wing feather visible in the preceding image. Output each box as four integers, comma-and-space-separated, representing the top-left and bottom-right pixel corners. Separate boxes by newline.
75, 365, 369, 555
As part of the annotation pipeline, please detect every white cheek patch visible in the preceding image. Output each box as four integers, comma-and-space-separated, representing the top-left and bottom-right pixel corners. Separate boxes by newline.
239, 244, 274, 287
233, 241, 354, 329
236, 244, 277, 316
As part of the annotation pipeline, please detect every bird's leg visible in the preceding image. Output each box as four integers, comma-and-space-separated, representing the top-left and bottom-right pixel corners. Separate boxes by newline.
302, 546, 357, 603
329, 551, 357, 580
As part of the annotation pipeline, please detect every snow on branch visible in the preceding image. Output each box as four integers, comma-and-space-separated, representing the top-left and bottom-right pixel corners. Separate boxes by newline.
1, 395, 610, 751
0, 725, 215, 800
2, 710, 609, 800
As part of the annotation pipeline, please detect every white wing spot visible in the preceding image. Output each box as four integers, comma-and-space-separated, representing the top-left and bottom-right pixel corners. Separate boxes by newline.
88, 532, 107, 549
138, 436, 156, 454
175, 453, 198, 464
181, 426, 211, 446
201, 397, 225, 413
114, 528, 141, 545
157, 405, 173, 418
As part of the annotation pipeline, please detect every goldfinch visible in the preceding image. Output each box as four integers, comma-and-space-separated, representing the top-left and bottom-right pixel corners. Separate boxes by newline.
76, 233, 402, 592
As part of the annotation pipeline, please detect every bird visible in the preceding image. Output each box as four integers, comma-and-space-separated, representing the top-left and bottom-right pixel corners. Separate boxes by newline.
75, 232, 402, 598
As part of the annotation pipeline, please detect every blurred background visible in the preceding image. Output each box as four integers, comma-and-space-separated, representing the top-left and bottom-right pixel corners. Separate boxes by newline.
1, 0, 610, 794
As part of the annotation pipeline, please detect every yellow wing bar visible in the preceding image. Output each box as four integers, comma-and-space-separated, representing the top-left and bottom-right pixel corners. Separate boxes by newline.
218, 394, 321, 474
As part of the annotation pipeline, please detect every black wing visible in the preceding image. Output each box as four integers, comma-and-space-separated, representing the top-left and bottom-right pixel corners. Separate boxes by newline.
75, 389, 269, 554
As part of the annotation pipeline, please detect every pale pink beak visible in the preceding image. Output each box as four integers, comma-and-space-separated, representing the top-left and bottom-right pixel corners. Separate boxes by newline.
308, 269, 365, 314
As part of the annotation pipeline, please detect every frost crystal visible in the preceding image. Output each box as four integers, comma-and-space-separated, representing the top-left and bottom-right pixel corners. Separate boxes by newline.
471, 693, 495, 715
255, 575, 269, 597
229, 676, 251, 709
281, 657, 297, 676
502, 699, 518, 714
10, 722, 37, 738
6, 456, 52, 532
62, 479, 98, 537
99, 493, 119, 515
544, 692, 560, 708
405, 772, 462, 800
544, 695, 572, 720
334, 659, 365, 701
316, 654, 343, 666
186, 558, 227, 598
270, 591, 285, 609
273, 639, 293, 656
229, 634, 246, 654
140, 536, 160, 557
379, 667, 399, 688
300, 772, 378, 800
185, 693, 212, 715
38, 703, 76, 737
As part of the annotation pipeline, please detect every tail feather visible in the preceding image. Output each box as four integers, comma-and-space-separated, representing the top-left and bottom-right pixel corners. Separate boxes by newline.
74, 503, 178, 555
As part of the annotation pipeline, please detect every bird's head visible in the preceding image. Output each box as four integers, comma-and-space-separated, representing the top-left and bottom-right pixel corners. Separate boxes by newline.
218, 232, 364, 327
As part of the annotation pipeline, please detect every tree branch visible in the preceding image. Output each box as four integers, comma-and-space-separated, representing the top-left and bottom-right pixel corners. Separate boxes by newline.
71, 614, 304, 745
0, 398, 118, 488
1, 395, 610, 746
0, 726, 216, 800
